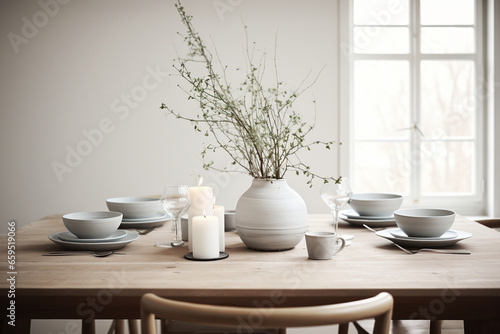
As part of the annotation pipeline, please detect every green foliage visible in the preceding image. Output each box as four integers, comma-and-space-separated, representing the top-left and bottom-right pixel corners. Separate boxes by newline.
161, 1, 340, 185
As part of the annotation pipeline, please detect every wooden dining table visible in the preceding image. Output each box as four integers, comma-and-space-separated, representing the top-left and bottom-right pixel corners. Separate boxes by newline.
1, 214, 500, 333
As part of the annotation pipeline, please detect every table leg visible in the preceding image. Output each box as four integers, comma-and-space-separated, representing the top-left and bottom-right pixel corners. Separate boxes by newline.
161, 319, 170, 333
81, 320, 95, 334
3, 318, 30, 334
430, 320, 442, 334
464, 319, 500, 333
338, 323, 349, 334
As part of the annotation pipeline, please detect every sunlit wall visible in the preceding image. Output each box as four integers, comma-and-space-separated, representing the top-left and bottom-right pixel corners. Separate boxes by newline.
0, 0, 341, 233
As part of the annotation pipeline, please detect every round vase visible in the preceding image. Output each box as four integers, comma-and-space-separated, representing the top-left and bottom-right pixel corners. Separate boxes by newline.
235, 178, 308, 251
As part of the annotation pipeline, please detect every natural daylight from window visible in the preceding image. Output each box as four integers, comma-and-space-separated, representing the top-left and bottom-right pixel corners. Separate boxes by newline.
344, 0, 484, 214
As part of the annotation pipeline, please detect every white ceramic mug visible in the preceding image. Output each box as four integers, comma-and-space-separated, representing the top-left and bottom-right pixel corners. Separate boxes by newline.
305, 231, 346, 260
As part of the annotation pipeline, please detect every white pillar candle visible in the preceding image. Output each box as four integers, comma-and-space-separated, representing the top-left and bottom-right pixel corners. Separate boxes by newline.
192, 215, 219, 259
213, 205, 225, 252
188, 186, 213, 251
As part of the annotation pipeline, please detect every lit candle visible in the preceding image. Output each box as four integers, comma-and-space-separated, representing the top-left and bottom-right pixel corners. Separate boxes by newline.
213, 204, 225, 252
192, 215, 219, 259
187, 177, 214, 252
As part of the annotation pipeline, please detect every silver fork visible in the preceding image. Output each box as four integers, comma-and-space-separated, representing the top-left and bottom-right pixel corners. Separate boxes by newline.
363, 224, 385, 233
44, 251, 126, 257
394, 243, 471, 255
136, 227, 155, 235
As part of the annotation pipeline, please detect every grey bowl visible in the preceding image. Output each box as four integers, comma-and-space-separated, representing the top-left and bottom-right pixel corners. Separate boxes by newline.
106, 197, 163, 220
63, 211, 122, 239
349, 193, 403, 217
394, 208, 456, 238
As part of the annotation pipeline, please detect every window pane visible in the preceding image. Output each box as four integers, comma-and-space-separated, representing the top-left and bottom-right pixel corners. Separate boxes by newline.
421, 27, 475, 54
421, 141, 474, 194
353, 27, 409, 54
354, 61, 410, 139
420, 0, 474, 25
420, 61, 475, 137
354, 0, 409, 25
353, 141, 410, 193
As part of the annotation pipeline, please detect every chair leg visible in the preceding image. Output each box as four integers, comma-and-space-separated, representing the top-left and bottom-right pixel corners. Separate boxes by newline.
430, 320, 442, 334
114, 320, 125, 334
128, 319, 139, 334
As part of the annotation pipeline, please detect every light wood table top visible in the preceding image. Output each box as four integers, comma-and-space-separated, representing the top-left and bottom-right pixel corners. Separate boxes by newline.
1, 214, 500, 328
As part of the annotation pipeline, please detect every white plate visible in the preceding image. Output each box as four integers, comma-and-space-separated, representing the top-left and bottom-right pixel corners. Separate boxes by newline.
340, 209, 394, 220
120, 214, 172, 229
48, 231, 139, 251
57, 230, 128, 243
340, 214, 397, 227
375, 229, 471, 248
390, 228, 458, 240
121, 213, 169, 222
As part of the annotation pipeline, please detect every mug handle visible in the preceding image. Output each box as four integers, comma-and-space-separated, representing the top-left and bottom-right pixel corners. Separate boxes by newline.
332, 237, 346, 255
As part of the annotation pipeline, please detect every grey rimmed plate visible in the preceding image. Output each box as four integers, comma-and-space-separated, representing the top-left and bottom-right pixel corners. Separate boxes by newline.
48, 231, 139, 251
375, 229, 472, 248
119, 214, 172, 229
57, 230, 128, 243
340, 214, 396, 227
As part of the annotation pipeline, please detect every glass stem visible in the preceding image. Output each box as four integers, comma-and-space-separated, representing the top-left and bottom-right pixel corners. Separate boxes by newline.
331, 208, 339, 235
173, 217, 181, 242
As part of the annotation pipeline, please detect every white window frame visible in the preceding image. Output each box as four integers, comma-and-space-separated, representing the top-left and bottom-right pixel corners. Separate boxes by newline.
339, 0, 488, 216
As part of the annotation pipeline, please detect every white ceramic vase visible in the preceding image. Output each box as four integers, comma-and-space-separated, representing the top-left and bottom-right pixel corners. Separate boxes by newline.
235, 178, 308, 251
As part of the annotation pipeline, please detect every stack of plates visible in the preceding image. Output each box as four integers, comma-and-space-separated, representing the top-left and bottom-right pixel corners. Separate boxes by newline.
339, 209, 396, 227
375, 228, 472, 248
48, 230, 139, 251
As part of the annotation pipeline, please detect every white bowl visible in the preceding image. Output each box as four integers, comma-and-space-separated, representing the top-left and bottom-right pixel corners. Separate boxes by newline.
349, 193, 403, 217
106, 197, 163, 219
394, 208, 455, 238
62, 211, 122, 239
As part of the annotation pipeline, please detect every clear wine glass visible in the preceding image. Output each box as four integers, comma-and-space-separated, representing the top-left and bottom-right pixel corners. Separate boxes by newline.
320, 178, 353, 238
156, 185, 191, 248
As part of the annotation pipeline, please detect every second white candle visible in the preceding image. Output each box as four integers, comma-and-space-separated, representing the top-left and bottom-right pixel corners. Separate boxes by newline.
192, 215, 219, 259
213, 205, 225, 252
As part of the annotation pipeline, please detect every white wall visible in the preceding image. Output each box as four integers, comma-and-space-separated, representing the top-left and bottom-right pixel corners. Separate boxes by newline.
0, 0, 341, 234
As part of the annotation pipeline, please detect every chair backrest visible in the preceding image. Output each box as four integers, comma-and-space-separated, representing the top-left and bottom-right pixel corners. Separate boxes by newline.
476, 219, 500, 231
141, 292, 393, 334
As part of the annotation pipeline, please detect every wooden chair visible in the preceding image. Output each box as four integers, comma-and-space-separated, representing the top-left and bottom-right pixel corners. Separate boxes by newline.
140, 292, 393, 334
476, 219, 500, 232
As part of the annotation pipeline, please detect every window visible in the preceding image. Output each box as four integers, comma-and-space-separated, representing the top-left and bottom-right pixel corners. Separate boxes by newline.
340, 0, 485, 215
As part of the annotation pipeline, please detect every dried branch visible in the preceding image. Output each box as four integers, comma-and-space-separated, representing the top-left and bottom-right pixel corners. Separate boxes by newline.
161, 1, 340, 185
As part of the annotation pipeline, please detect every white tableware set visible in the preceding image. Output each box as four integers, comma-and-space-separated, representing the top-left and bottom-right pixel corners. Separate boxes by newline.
340, 193, 403, 227
48, 197, 171, 250
48, 211, 139, 250
376, 208, 472, 248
